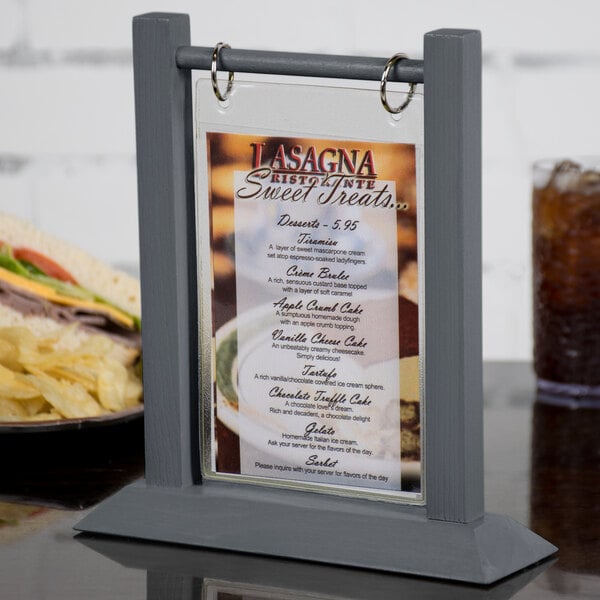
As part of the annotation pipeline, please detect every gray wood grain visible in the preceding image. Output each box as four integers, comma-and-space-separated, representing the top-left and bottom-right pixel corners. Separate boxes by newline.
424, 29, 484, 523
133, 12, 198, 487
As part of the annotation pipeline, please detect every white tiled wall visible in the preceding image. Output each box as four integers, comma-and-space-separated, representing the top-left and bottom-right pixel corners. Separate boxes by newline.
1, 1, 599, 360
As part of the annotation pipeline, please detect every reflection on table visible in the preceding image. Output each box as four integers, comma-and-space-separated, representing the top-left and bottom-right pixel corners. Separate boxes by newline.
0, 362, 598, 599
0, 414, 144, 509
81, 534, 552, 600
530, 395, 600, 595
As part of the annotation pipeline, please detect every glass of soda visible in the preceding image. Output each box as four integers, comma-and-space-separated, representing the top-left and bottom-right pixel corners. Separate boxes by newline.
533, 158, 600, 403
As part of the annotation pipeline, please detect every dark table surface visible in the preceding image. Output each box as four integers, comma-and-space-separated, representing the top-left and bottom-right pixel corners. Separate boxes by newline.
0, 362, 598, 599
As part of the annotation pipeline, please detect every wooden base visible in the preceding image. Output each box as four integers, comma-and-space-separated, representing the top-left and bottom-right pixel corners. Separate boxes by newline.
76, 479, 556, 584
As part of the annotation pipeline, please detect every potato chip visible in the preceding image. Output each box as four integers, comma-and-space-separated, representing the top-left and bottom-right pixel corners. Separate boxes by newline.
0, 397, 29, 421
25, 371, 105, 419
44, 365, 96, 392
28, 409, 63, 421
0, 325, 142, 422
0, 339, 20, 372
124, 375, 144, 409
20, 395, 47, 417
97, 359, 128, 412
78, 334, 114, 357
0, 364, 39, 398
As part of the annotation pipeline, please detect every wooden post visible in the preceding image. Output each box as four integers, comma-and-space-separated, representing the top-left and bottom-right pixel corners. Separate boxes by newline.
133, 13, 198, 487
424, 29, 484, 523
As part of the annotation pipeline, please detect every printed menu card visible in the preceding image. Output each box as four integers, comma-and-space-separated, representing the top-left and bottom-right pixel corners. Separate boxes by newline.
203, 131, 422, 502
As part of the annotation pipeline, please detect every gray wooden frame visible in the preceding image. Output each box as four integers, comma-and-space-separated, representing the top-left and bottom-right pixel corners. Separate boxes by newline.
77, 12, 556, 584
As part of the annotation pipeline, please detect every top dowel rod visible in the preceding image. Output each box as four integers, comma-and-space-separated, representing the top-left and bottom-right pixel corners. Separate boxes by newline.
176, 46, 424, 84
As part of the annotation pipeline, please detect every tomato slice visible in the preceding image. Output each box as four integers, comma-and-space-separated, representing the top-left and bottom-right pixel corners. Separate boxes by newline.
13, 247, 78, 284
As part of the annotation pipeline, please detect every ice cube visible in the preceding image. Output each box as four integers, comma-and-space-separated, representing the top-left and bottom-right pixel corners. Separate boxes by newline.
548, 160, 582, 193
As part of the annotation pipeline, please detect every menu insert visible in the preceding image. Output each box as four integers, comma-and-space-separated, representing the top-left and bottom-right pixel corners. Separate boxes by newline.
205, 132, 422, 501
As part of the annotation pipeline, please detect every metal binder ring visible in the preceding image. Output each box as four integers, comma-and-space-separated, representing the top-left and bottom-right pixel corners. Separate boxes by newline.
211, 42, 234, 102
380, 53, 416, 114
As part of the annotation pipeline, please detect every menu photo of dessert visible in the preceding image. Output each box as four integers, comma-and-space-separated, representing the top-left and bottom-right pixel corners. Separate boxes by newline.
202, 131, 422, 501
